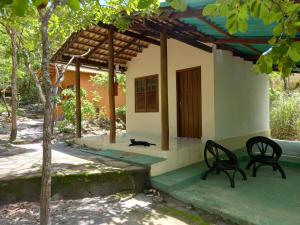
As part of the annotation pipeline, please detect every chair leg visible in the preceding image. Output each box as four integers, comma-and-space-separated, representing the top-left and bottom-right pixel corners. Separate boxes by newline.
237, 168, 247, 180
252, 162, 256, 177
275, 164, 286, 179
202, 168, 215, 180
222, 170, 235, 188
246, 158, 255, 170
272, 165, 277, 171
253, 163, 263, 177
216, 169, 220, 175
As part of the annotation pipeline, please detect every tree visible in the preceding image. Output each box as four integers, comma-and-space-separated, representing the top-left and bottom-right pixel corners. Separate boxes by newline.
203, 0, 300, 77
7, 27, 17, 141
0, 9, 21, 141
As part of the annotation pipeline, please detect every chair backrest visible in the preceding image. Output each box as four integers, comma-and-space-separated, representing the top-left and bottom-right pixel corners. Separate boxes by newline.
246, 136, 282, 160
204, 140, 237, 168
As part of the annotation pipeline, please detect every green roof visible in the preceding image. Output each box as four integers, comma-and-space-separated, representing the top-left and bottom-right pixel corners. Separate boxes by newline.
161, 0, 299, 57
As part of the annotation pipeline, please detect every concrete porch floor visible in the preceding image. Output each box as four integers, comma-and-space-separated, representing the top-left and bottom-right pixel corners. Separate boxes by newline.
76, 133, 205, 176
151, 141, 300, 225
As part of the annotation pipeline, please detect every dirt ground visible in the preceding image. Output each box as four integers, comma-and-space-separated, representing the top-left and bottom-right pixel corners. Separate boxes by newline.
0, 193, 232, 225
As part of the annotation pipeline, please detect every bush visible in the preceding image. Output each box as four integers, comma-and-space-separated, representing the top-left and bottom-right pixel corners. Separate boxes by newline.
96, 107, 109, 129
116, 105, 126, 122
270, 91, 300, 140
57, 88, 97, 133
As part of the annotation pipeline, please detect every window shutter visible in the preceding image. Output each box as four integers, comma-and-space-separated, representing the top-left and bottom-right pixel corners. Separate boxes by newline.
146, 76, 158, 112
135, 78, 146, 112
135, 75, 158, 112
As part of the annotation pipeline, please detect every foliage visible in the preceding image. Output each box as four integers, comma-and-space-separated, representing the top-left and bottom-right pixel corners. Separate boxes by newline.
270, 90, 300, 140
116, 105, 126, 122
0, 26, 11, 89
57, 88, 97, 133
90, 72, 126, 93
203, 0, 300, 77
96, 106, 110, 129
0, 102, 10, 115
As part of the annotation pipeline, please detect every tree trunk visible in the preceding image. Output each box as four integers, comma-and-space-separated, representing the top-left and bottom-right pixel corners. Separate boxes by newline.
39, 12, 53, 225
9, 29, 18, 141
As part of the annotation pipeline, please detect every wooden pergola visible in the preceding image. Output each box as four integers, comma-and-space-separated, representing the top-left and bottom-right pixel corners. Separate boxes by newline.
52, 6, 295, 150
51, 13, 218, 150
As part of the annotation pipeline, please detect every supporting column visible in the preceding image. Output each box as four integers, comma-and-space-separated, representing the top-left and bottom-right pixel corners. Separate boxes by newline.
75, 59, 82, 138
160, 29, 169, 150
108, 27, 116, 143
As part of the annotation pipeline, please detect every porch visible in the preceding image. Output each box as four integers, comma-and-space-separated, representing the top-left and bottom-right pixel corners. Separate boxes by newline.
151, 140, 300, 225
75, 130, 268, 176
76, 133, 204, 176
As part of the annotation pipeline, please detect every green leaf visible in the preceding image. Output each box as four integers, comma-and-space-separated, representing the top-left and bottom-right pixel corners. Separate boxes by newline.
170, 0, 187, 12
32, 0, 47, 7
0, 0, 13, 8
11, 0, 28, 16
137, 0, 153, 9
294, 21, 300, 27
273, 23, 283, 36
203, 4, 218, 17
226, 13, 238, 34
268, 36, 277, 45
68, 0, 80, 10
238, 19, 248, 33
288, 42, 300, 62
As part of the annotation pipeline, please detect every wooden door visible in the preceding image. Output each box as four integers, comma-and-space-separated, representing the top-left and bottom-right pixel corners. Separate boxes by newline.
177, 67, 202, 138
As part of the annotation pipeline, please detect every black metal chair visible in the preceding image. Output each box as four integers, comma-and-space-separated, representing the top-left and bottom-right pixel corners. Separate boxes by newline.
246, 136, 286, 179
202, 140, 247, 188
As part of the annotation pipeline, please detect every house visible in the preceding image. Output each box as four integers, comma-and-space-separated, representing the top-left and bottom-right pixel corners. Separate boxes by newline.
51, 5, 272, 176
48, 64, 126, 120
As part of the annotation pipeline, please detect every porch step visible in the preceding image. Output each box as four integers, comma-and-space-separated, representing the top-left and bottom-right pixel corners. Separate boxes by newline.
151, 162, 207, 192
80, 149, 165, 167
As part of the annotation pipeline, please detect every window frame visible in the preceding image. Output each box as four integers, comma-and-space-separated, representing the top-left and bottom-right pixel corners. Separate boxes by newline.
135, 74, 159, 113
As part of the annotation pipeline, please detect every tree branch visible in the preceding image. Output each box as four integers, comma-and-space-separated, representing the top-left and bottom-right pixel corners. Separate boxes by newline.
54, 48, 91, 86
16, 35, 46, 105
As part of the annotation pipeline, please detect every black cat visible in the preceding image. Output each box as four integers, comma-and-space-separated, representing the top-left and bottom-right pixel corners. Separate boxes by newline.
129, 139, 156, 147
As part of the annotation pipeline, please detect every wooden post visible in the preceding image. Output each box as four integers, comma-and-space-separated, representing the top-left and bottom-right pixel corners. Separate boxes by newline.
75, 59, 81, 138
160, 29, 169, 150
108, 28, 116, 143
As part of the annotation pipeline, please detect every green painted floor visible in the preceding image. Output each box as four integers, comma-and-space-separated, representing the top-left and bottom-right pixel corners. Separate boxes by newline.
81, 149, 165, 167
152, 145, 300, 225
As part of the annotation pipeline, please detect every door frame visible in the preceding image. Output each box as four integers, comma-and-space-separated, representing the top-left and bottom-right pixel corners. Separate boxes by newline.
176, 66, 202, 138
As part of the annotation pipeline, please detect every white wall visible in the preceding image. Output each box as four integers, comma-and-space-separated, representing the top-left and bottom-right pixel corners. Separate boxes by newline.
125, 39, 215, 138
213, 49, 270, 140
125, 40, 269, 143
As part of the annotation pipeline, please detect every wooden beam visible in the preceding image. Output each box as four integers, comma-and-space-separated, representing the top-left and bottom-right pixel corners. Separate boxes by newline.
51, 31, 81, 62
97, 22, 161, 46
75, 59, 81, 138
108, 27, 116, 143
78, 35, 143, 53
144, 20, 212, 53
85, 36, 108, 59
114, 38, 138, 59
196, 16, 261, 55
67, 47, 131, 62
61, 55, 127, 71
160, 29, 169, 151
84, 30, 149, 47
